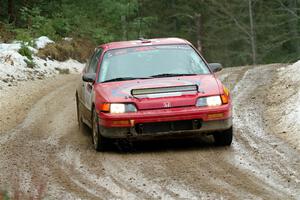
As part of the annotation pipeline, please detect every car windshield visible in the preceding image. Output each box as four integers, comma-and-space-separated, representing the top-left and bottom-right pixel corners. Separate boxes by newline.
98, 44, 210, 82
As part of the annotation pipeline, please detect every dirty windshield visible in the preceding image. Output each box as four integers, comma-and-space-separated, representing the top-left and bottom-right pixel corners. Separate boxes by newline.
99, 44, 210, 82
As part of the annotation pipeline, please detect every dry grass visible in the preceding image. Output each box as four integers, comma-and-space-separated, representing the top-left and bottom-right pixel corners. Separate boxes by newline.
0, 23, 15, 43
37, 38, 95, 62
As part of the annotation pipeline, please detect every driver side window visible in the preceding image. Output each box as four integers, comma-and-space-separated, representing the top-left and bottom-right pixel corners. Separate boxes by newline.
88, 48, 103, 73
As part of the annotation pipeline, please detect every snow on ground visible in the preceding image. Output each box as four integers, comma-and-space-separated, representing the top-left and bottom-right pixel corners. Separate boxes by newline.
35, 36, 54, 49
272, 61, 300, 149
0, 36, 84, 89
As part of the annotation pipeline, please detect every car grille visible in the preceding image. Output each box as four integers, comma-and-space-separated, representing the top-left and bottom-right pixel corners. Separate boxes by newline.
135, 120, 202, 134
131, 85, 198, 98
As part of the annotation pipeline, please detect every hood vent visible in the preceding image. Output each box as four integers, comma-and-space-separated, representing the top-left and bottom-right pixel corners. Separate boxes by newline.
131, 85, 198, 98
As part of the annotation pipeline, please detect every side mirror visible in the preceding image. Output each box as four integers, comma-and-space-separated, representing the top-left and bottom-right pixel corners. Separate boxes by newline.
209, 63, 223, 73
82, 73, 96, 83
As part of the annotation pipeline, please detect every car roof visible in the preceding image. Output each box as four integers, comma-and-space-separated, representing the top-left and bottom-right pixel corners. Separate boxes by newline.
98, 38, 191, 51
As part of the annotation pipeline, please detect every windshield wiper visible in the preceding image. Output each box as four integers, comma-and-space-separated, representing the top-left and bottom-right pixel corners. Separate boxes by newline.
150, 73, 197, 78
102, 73, 198, 83
102, 77, 151, 83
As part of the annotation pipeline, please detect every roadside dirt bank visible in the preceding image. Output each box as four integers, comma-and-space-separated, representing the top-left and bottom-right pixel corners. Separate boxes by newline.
0, 74, 79, 133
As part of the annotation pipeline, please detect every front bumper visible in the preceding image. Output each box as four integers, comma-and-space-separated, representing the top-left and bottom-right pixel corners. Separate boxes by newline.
99, 104, 232, 127
99, 118, 232, 139
97, 104, 232, 139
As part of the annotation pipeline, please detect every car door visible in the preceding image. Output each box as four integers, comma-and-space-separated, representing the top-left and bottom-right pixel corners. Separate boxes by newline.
82, 48, 103, 122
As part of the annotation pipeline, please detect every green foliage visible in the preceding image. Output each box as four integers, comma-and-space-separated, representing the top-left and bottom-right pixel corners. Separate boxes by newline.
0, 190, 10, 200
18, 44, 33, 60
37, 21, 57, 40
51, 18, 70, 37
1, 0, 300, 66
0, 22, 15, 42
16, 6, 71, 41
4, 193, 10, 200
20, 7, 45, 29
15, 29, 33, 45
92, 28, 114, 44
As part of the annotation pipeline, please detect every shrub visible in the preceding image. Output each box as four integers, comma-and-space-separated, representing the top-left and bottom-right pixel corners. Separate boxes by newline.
0, 22, 15, 42
20, 7, 45, 31
14, 29, 34, 46
52, 18, 70, 37
38, 21, 57, 40
37, 38, 95, 62
18, 44, 33, 60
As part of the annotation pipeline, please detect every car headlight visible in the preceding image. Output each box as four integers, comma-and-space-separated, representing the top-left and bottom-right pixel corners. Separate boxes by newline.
196, 96, 222, 107
101, 103, 137, 113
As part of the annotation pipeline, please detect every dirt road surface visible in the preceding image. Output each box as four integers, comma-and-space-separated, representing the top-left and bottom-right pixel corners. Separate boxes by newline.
0, 64, 299, 199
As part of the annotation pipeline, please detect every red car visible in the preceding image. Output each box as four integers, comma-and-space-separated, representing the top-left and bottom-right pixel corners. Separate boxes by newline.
76, 38, 232, 151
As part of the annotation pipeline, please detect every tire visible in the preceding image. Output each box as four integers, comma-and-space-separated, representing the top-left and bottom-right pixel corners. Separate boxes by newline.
76, 93, 84, 129
92, 108, 109, 151
213, 127, 233, 146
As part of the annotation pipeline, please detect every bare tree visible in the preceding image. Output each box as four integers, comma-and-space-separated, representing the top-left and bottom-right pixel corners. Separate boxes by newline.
282, 0, 300, 54
209, 0, 257, 65
195, 13, 203, 53
248, 0, 257, 65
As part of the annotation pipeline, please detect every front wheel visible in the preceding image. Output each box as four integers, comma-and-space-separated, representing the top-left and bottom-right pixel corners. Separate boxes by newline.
92, 108, 109, 151
213, 127, 233, 146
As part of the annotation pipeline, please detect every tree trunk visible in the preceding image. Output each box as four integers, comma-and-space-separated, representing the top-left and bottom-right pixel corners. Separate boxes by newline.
8, 0, 15, 23
287, 0, 300, 55
248, 0, 257, 65
121, 15, 127, 40
195, 13, 203, 54
0, 1, 2, 19
137, 0, 142, 38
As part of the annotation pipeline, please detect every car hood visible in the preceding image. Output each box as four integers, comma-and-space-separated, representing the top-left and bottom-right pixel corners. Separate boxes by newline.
94, 75, 221, 110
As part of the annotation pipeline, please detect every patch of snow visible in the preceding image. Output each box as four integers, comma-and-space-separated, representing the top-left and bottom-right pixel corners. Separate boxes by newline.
0, 50, 28, 69
33, 57, 84, 74
28, 46, 38, 54
277, 67, 286, 71
63, 37, 73, 42
0, 43, 21, 51
35, 36, 54, 49
0, 38, 84, 88
276, 61, 300, 149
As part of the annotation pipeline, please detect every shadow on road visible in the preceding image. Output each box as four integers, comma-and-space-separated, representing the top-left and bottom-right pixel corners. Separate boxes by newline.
78, 124, 228, 153
115, 136, 217, 153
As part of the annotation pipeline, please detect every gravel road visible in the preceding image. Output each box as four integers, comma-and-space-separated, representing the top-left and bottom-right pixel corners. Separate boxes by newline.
0, 64, 299, 199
